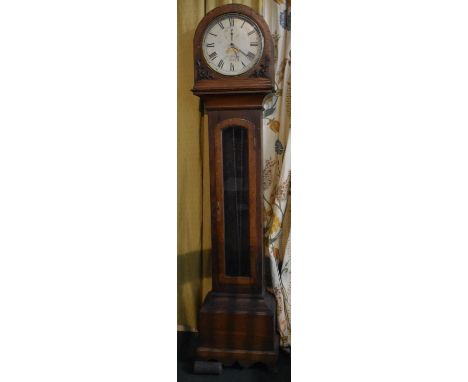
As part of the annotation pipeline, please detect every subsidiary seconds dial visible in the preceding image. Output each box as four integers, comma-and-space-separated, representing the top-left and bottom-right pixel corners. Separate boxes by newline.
202, 13, 264, 76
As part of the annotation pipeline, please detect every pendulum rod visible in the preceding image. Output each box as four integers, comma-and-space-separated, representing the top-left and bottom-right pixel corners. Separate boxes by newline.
231, 127, 241, 274
238, 127, 244, 274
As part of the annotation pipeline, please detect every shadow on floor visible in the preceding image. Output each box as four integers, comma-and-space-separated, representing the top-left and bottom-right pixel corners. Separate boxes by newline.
177, 331, 291, 382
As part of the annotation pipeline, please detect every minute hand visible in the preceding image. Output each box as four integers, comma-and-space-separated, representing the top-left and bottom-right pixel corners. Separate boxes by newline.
232, 45, 250, 58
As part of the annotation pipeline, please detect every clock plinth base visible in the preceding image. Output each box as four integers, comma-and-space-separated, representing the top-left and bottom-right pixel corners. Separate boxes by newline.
196, 345, 279, 368
196, 291, 279, 367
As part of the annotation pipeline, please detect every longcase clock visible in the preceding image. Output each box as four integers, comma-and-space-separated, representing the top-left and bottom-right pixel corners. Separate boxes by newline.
192, 4, 278, 370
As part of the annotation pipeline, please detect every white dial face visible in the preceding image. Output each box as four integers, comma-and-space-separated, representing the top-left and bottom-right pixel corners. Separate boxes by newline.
202, 13, 264, 76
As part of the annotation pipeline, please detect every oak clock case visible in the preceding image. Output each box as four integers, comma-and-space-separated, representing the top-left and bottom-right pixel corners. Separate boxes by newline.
192, 4, 278, 370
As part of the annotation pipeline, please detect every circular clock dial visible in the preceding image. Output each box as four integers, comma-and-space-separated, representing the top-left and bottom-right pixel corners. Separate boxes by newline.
202, 13, 264, 76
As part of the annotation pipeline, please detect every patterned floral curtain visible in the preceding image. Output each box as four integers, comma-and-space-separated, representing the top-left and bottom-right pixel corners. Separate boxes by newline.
262, 0, 291, 349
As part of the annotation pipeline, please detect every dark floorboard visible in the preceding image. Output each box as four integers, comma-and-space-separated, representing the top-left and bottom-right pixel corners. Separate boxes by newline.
177, 331, 291, 382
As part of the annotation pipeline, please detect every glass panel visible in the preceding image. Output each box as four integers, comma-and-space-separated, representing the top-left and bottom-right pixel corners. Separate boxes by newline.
222, 126, 250, 277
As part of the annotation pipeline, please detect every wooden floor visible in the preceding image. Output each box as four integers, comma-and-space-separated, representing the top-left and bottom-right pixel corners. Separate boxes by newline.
177, 331, 291, 382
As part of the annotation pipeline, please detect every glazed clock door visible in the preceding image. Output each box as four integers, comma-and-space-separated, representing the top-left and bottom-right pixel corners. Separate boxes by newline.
221, 124, 250, 277
213, 118, 261, 293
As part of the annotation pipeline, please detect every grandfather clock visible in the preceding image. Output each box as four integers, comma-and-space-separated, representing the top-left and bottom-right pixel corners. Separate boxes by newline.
192, 4, 279, 369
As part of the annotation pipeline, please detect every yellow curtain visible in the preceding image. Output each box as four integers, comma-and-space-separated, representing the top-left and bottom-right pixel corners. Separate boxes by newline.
177, 0, 263, 331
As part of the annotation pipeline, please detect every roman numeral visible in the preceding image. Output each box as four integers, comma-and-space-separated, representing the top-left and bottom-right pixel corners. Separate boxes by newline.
241, 20, 246, 28
218, 21, 224, 29
247, 29, 255, 36
250, 42, 258, 46
209, 52, 217, 60
241, 61, 246, 67
218, 59, 224, 69
209, 32, 217, 37
229, 17, 234, 27
247, 51, 255, 60
230, 63, 235, 71
206, 43, 214, 48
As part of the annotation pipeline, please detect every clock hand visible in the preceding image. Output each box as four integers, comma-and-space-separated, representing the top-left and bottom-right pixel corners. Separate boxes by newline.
228, 43, 240, 60
232, 44, 249, 58
239, 49, 249, 57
